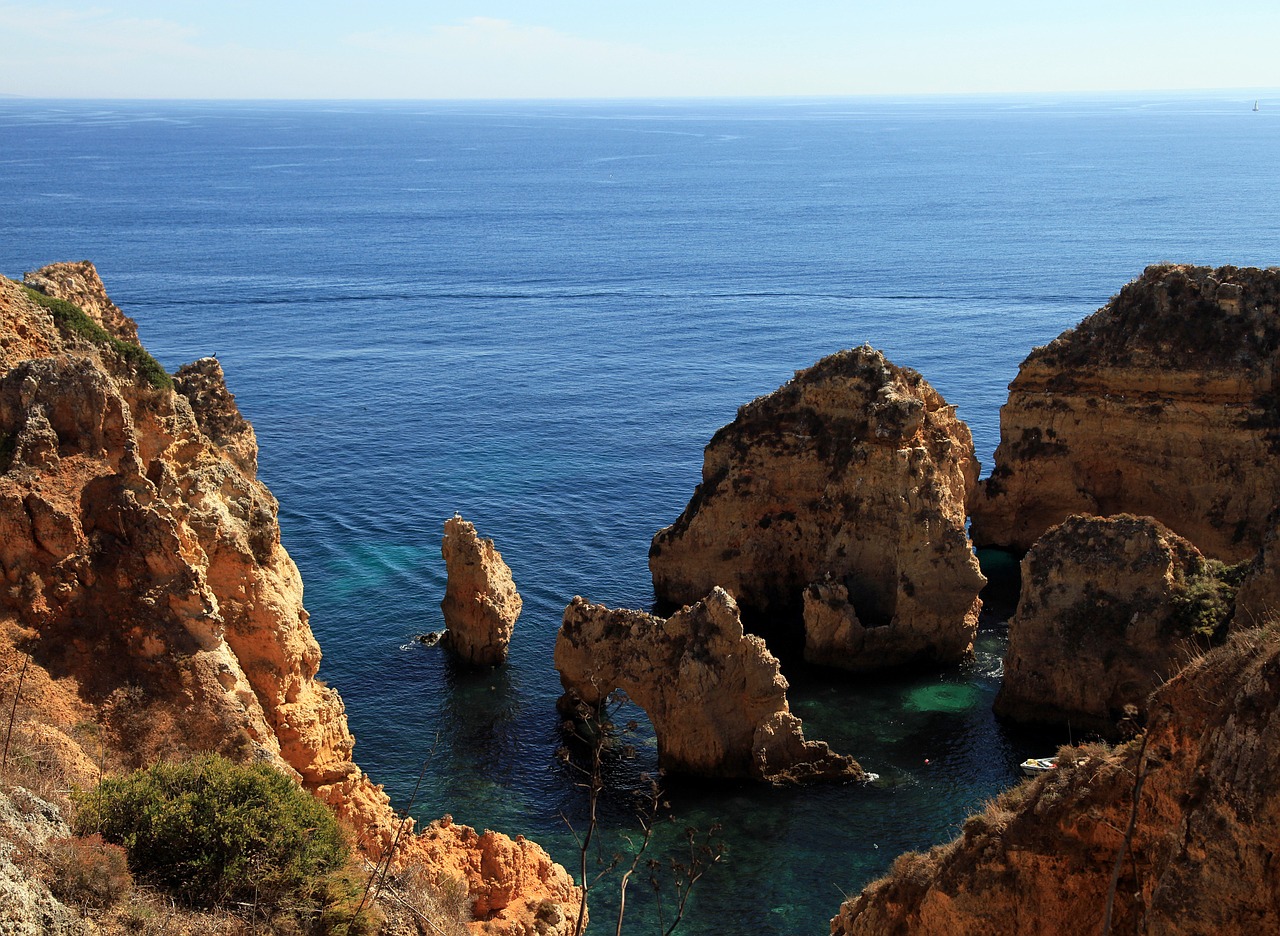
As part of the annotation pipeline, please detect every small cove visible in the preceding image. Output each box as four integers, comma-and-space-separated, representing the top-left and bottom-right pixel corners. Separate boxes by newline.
3, 93, 1275, 932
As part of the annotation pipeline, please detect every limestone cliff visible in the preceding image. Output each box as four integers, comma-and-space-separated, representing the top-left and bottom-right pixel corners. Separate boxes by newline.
555, 588, 863, 783
832, 623, 1280, 936
649, 346, 985, 670
0, 264, 581, 935
441, 515, 522, 666
995, 514, 1237, 735
971, 264, 1280, 561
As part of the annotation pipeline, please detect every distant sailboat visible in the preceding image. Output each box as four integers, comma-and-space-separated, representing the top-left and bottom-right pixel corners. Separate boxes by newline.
1255, 100, 1261, 112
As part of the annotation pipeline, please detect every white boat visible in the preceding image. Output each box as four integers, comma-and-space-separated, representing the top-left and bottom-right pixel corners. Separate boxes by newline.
1019, 756, 1057, 777
1255, 100, 1260, 112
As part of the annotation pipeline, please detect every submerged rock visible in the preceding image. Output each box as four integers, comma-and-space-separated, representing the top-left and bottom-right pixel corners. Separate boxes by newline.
972, 263, 1280, 561
554, 587, 862, 784
441, 514, 522, 665
996, 514, 1237, 734
650, 346, 985, 669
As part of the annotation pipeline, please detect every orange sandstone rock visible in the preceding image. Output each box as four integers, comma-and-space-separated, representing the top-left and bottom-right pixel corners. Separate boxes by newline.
832, 623, 1280, 936
441, 514, 522, 665
971, 263, 1280, 562
408, 816, 585, 935
649, 346, 985, 669
555, 587, 862, 783
1235, 516, 1280, 626
0, 265, 582, 936
996, 514, 1231, 734
23, 259, 139, 343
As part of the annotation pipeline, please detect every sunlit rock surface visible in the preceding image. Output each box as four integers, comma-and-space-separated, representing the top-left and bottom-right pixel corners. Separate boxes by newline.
555, 587, 863, 784
972, 264, 1280, 562
650, 346, 985, 670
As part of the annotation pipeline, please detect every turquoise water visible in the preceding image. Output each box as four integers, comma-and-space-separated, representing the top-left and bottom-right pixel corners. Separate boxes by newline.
3, 94, 1278, 933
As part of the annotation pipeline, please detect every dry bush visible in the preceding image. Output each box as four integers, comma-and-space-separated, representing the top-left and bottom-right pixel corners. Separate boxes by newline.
44, 832, 133, 910
375, 862, 472, 936
101, 887, 251, 935
889, 850, 939, 892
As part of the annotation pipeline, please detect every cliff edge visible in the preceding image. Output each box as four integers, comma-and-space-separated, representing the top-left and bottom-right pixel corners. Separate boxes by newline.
833, 623, 1280, 935
971, 264, 1280, 561
0, 264, 581, 934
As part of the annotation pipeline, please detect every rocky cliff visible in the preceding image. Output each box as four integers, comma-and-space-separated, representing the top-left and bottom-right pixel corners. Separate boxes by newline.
555, 588, 863, 783
441, 514, 522, 666
0, 264, 581, 935
649, 347, 985, 670
832, 622, 1280, 936
994, 514, 1238, 735
971, 264, 1280, 561
1235, 513, 1280, 626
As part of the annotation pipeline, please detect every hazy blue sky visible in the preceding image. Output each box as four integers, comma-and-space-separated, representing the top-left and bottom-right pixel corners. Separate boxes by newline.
3, 1, 1278, 98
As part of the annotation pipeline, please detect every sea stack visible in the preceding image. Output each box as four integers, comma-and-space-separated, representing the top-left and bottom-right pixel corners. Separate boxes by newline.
996, 514, 1238, 734
649, 346, 985, 670
0, 266, 583, 934
441, 514, 522, 665
555, 588, 863, 784
971, 264, 1280, 562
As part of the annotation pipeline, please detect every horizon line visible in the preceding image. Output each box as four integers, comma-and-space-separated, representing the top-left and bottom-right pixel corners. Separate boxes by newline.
2, 87, 1277, 105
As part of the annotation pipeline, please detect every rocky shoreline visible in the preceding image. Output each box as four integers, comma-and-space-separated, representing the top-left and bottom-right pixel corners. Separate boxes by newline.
4, 260, 1279, 934
0, 264, 581, 935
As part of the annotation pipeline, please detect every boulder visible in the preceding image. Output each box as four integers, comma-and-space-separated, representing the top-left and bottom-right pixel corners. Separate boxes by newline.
650, 346, 985, 669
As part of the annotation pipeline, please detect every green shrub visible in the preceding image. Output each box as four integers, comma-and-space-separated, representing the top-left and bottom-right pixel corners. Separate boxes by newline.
1171, 558, 1250, 638
22, 286, 171, 390
72, 754, 349, 910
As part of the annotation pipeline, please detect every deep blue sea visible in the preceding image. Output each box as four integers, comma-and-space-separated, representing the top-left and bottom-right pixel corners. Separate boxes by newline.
3, 94, 1278, 934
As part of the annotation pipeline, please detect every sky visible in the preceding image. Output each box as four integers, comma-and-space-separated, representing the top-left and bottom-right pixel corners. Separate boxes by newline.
2, 1, 1278, 99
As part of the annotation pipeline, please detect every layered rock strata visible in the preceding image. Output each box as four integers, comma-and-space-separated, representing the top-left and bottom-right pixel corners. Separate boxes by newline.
555, 587, 863, 783
0, 265, 581, 935
441, 514, 522, 665
995, 514, 1236, 734
649, 346, 985, 669
971, 264, 1280, 561
832, 623, 1280, 936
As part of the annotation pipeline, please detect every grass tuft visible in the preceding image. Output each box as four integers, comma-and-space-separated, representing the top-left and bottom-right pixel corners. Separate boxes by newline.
22, 286, 171, 390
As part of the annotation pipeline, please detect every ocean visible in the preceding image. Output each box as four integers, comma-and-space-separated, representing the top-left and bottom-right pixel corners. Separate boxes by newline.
3, 94, 1277, 933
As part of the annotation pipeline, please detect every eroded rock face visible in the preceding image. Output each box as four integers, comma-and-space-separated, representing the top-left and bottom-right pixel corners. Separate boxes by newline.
0, 267, 582, 936
1235, 514, 1280, 626
23, 260, 139, 344
555, 587, 862, 783
441, 515, 522, 666
414, 816, 586, 934
832, 624, 1280, 936
995, 514, 1234, 734
971, 264, 1280, 561
173, 357, 258, 477
649, 346, 985, 669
